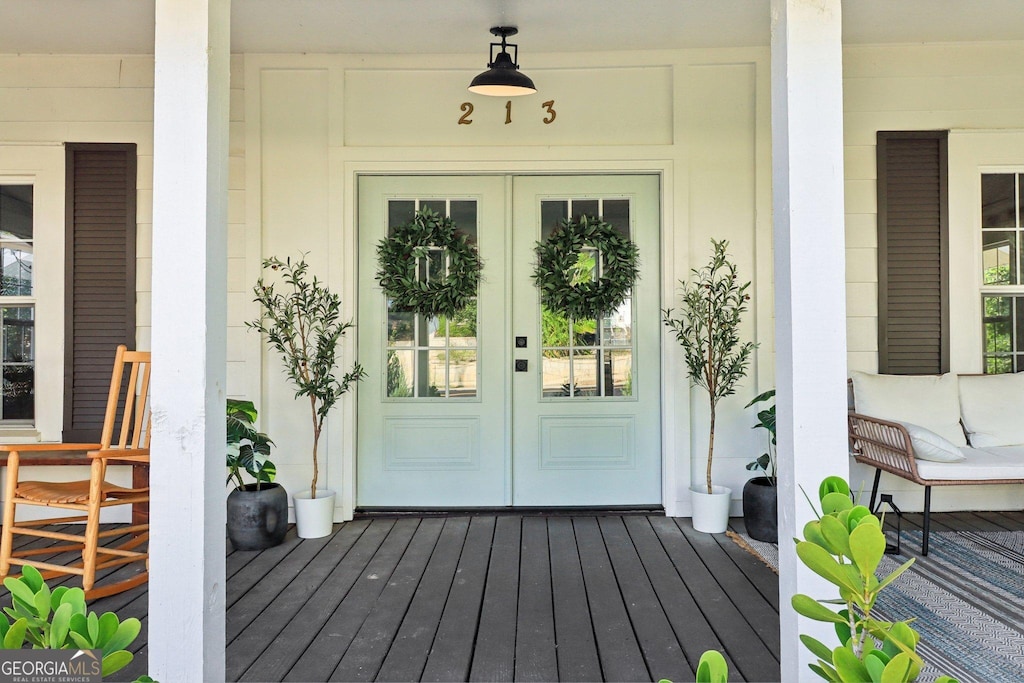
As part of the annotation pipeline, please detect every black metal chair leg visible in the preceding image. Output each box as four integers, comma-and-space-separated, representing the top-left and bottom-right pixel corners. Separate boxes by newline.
869, 469, 882, 511
922, 486, 932, 556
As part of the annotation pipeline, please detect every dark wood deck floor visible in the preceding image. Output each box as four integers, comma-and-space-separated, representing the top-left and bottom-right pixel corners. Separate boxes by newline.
35, 510, 1024, 682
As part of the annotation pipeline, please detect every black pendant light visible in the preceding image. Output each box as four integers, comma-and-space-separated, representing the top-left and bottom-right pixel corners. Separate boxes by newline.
468, 26, 537, 97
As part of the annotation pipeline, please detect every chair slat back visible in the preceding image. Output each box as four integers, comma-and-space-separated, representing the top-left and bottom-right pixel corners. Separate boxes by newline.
99, 345, 152, 451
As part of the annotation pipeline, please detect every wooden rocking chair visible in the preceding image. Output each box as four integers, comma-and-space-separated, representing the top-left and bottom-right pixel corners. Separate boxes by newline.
0, 345, 150, 599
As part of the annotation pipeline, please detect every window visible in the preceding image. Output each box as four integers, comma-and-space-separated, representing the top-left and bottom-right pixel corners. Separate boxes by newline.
539, 198, 634, 398
384, 198, 478, 399
0, 185, 34, 421
981, 172, 1024, 373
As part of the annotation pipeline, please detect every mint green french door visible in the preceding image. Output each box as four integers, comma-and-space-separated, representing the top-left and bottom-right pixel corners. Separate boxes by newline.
357, 175, 661, 507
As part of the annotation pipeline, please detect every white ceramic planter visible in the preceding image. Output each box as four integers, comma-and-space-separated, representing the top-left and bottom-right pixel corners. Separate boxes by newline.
292, 489, 336, 539
690, 485, 732, 534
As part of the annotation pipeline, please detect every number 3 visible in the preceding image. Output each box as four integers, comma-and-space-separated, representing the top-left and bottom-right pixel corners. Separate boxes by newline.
542, 100, 556, 124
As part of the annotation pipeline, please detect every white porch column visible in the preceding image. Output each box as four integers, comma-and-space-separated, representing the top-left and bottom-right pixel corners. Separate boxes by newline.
771, 0, 849, 680
149, 0, 230, 681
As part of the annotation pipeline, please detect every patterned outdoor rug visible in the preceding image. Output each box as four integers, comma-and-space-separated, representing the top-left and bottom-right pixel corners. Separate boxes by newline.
731, 530, 1024, 683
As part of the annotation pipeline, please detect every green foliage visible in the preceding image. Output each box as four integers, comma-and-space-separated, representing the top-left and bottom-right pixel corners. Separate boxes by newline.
0, 566, 140, 678
248, 256, 366, 498
663, 239, 757, 493
226, 399, 275, 490
376, 208, 482, 318
533, 215, 639, 320
794, 477, 961, 683
540, 306, 596, 356
745, 389, 776, 481
386, 350, 413, 398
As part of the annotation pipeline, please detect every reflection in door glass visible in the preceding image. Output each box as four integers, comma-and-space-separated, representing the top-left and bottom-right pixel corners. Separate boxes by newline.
385, 198, 478, 399
539, 197, 635, 399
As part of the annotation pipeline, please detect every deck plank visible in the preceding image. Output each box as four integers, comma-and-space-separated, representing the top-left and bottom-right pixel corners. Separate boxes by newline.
468, 515, 521, 683
650, 516, 778, 683
420, 515, 496, 683
572, 516, 649, 682
227, 527, 305, 599
371, 517, 471, 682
225, 519, 372, 677
598, 515, 691, 681
547, 517, 602, 683
239, 517, 407, 682
514, 517, 558, 682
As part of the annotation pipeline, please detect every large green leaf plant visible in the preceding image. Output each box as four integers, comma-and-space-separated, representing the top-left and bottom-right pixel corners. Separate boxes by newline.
794, 476, 959, 683
1, 566, 142, 678
226, 398, 275, 490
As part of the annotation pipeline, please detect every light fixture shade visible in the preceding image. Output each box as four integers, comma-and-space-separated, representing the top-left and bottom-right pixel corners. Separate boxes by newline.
468, 27, 537, 97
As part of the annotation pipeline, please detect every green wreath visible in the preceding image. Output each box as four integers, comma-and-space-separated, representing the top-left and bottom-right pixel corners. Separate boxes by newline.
533, 215, 640, 320
376, 208, 482, 318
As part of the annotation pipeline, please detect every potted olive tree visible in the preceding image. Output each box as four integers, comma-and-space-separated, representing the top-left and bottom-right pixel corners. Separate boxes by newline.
226, 398, 287, 550
663, 239, 756, 533
249, 256, 365, 539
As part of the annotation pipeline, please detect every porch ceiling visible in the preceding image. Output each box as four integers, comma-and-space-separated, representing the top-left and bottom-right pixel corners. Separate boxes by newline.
3, 0, 1024, 55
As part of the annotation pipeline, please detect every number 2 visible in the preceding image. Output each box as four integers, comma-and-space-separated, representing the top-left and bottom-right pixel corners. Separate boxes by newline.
458, 102, 474, 125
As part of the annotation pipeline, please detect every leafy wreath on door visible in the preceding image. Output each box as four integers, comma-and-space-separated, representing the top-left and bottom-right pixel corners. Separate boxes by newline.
375, 208, 483, 318
533, 215, 640, 320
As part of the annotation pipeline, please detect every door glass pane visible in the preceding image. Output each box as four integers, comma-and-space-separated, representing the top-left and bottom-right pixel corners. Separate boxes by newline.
384, 198, 478, 399
982, 174, 1016, 228
539, 196, 636, 400
0, 186, 33, 297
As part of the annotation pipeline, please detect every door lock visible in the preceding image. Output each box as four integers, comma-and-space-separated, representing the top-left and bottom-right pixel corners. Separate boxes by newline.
515, 336, 528, 348
514, 359, 528, 372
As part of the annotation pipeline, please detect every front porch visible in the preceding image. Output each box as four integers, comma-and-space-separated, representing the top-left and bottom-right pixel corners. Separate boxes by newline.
82, 509, 1024, 682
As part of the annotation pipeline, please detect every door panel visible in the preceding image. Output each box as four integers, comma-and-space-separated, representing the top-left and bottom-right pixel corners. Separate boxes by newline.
510, 176, 661, 506
357, 174, 661, 508
357, 176, 508, 506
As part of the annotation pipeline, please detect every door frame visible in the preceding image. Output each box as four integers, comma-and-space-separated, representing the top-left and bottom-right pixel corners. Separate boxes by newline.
331, 160, 689, 520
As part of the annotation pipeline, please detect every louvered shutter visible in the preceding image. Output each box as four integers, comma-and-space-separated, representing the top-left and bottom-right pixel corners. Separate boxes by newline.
876, 131, 949, 375
63, 144, 137, 442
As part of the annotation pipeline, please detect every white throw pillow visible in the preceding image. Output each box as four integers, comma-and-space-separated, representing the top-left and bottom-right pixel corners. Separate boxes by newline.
897, 421, 967, 462
958, 373, 1024, 447
850, 371, 967, 447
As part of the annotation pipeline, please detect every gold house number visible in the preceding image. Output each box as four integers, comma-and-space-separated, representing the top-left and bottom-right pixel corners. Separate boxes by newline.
458, 100, 557, 125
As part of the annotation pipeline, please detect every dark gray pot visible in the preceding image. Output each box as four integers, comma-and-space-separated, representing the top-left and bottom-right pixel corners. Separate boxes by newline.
742, 476, 778, 543
227, 483, 288, 550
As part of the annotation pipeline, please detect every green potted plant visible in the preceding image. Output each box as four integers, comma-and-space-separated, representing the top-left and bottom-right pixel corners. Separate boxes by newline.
248, 256, 365, 539
226, 398, 287, 550
663, 238, 756, 533
743, 389, 777, 541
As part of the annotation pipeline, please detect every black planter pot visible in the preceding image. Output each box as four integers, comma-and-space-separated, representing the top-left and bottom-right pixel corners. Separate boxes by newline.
742, 476, 778, 543
227, 482, 288, 550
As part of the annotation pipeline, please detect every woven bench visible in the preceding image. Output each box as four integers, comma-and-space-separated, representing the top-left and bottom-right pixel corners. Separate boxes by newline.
848, 371, 1024, 556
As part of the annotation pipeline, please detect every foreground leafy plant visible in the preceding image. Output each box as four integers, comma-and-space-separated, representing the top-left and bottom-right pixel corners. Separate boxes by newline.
226, 398, 275, 490
745, 389, 776, 482
794, 476, 959, 683
1, 566, 140, 677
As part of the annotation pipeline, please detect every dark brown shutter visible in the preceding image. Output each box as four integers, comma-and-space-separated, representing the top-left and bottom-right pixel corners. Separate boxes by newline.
63, 143, 137, 442
876, 131, 949, 375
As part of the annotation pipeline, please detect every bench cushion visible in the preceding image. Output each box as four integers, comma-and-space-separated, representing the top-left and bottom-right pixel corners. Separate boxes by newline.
898, 422, 966, 462
958, 373, 1024, 447
850, 371, 967, 447
916, 446, 1024, 480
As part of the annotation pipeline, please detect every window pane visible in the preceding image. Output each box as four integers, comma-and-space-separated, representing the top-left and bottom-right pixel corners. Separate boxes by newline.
983, 295, 1013, 354
387, 200, 415, 234
448, 351, 477, 398
982, 174, 1016, 228
603, 299, 633, 346
571, 349, 599, 397
541, 201, 567, 241
421, 200, 445, 216
387, 309, 414, 346
606, 350, 633, 397
982, 231, 1016, 284
541, 306, 570, 348
386, 350, 413, 397
0, 245, 32, 295
427, 350, 446, 397
572, 317, 598, 347
449, 200, 478, 243
447, 301, 477, 346
0, 186, 33, 240
2, 306, 33, 420
602, 199, 630, 239
1019, 174, 1024, 228
1018, 298, 1024, 353
542, 349, 571, 398
571, 200, 599, 222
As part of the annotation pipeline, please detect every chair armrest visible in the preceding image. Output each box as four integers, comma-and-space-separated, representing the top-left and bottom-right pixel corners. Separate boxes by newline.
88, 448, 149, 463
848, 412, 922, 482
0, 443, 101, 453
